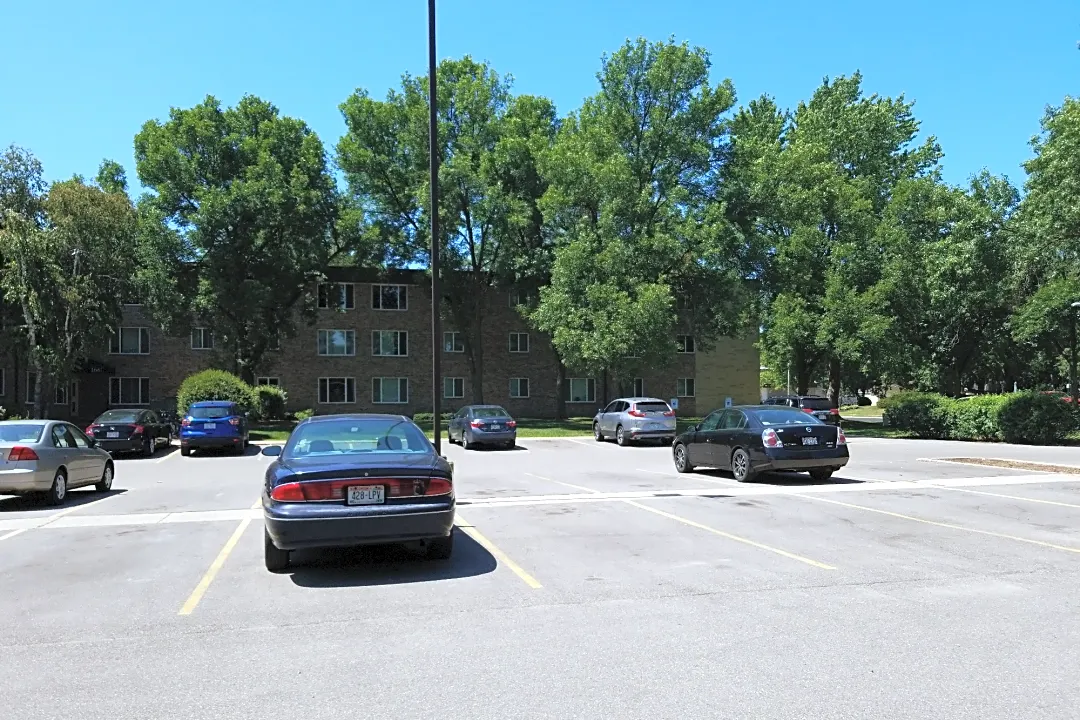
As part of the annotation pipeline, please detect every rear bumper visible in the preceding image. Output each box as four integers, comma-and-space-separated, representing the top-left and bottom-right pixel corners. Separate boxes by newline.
95, 438, 143, 453
628, 426, 676, 439
0, 468, 52, 494
180, 434, 244, 449
468, 430, 517, 444
264, 500, 456, 551
754, 446, 849, 472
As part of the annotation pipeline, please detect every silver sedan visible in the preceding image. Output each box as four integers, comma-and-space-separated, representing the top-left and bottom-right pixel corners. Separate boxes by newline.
0, 420, 115, 505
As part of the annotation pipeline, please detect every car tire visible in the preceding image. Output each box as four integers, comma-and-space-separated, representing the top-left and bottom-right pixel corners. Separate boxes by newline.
593, 423, 604, 441
731, 448, 756, 483
660, 437, 674, 447
180, 447, 191, 457
615, 425, 630, 447
264, 529, 290, 572
46, 469, 67, 506
810, 469, 834, 482
142, 436, 153, 457
427, 532, 454, 560
673, 443, 694, 473
463, 433, 474, 450
95, 463, 114, 492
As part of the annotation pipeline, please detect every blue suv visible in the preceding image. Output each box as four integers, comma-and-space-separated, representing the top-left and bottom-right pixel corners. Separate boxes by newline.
179, 401, 250, 456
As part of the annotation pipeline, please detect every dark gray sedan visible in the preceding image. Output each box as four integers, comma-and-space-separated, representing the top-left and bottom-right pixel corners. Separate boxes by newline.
447, 405, 517, 449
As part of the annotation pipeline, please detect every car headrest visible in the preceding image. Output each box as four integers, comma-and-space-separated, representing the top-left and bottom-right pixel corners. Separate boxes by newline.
307, 439, 335, 453
377, 435, 403, 451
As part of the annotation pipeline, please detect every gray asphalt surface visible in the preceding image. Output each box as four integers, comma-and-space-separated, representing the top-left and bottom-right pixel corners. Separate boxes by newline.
2, 436, 1079, 719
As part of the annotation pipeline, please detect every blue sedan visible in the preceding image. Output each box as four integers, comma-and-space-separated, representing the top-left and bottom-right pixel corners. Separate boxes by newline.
261, 414, 455, 572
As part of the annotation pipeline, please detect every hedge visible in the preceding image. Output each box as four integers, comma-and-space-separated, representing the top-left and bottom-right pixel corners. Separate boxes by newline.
176, 370, 257, 417
881, 391, 1076, 444
412, 412, 455, 424
254, 385, 288, 422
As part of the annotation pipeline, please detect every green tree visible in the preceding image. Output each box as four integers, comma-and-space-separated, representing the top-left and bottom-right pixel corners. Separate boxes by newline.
338, 58, 558, 402
531, 37, 746, 401
134, 95, 345, 383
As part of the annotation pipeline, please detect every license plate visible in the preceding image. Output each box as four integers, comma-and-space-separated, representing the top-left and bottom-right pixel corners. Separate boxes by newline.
107, 432, 119, 439
802, 437, 819, 446
347, 485, 385, 505
649, 423, 660, 430
490, 424, 502, 431
204, 423, 216, 429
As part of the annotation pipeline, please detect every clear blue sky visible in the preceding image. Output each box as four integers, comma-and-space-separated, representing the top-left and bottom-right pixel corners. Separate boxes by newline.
2, 0, 1076, 193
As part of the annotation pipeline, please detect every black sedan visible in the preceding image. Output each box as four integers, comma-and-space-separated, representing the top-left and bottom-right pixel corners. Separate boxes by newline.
447, 405, 517, 449
85, 409, 173, 456
260, 414, 455, 572
672, 405, 849, 482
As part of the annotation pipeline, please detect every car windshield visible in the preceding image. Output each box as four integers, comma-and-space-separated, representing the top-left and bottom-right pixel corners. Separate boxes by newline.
97, 410, 142, 423
635, 402, 670, 413
756, 409, 825, 426
0, 424, 45, 443
189, 406, 234, 419
799, 397, 832, 410
286, 417, 432, 457
473, 407, 510, 419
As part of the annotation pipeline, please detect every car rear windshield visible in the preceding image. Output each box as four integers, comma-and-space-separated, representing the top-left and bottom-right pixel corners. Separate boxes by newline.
0, 424, 45, 443
286, 418, 432, 457
473, 407, 510, 419
799, 397, 833, 410
189, 406, 235, 419
635, 402, 671, 413
756, 409, 825, 426
97, 410, 142, 423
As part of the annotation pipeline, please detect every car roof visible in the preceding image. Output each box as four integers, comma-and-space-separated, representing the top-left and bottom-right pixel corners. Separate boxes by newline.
190, 400, 237, 407
0, 419, 50, 426
299, 413, 413, 424
611, 397, 668, 403
464, 404, 507, 409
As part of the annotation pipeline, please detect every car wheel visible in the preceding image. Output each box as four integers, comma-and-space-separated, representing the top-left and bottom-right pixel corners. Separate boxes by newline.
234, 442, 245, 456
661, 437, 674, 447
615, 425, 629, 446
142, 435, 153, 457
95, 463, 114, 492
463, 432, 474, 450
810, 469, 834, 482
673, 443, 694, 473
46, 469, 67, 506
731, 448, 756, 483
180, 447, 191, 457
264, 529, 290, 572
593, 423, 604, 441
427, 532, 454, 560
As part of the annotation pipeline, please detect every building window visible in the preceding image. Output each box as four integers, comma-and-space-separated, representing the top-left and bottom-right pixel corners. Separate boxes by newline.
372, 330, 408, 357
509, 378, 530, 399
677, 378, 696, 398
676, 296, 691, 310
0, 368, 5, 396
372, 284, 407, 311
257, 377, 280, 388
317, 329, 356, 357
372, 377, 408, 404
633, 378, 644, 397
508, 288, 534, 308
508, 332, 530, 353
565, 378, 596, 403
268, 335, 281, 351
676, 335, 696, 354
54, 384, 68, 405
443, 331, 464, 353
191, 327, 214, 350
444, 377, 464, 399
318, 377, 355, 404
110, 377, 150, 406
318, 283, 355, 310
109, 327, 150, 355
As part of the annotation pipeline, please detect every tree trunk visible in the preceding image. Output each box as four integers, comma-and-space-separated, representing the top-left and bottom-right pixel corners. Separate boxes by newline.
31, 357, 43, 419
601, 368, 609, 405
827, 356, 842, 408
796, 365, 810, 396
554, 363, 566, 420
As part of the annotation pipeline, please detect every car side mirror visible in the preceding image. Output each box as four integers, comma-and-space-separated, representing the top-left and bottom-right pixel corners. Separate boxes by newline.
694, 424, 701, 432
261, 446, 282, 457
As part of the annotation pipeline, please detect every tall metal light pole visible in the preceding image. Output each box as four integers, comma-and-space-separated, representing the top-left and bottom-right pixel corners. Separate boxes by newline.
428, 0, 442, 453
1070, 302, 1080, 405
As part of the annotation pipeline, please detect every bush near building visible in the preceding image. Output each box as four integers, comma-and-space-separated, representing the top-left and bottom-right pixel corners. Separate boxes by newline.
254, 385, 288, 422
176, 370, 257, 417
881, 391, 1076, 444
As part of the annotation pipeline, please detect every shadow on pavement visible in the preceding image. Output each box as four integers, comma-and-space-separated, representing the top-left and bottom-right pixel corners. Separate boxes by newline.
693, 469, 865, 486
113, 445, 179, 462
287, 528, 496, 588
0, 487, 128, 512
183, 445, 264, 458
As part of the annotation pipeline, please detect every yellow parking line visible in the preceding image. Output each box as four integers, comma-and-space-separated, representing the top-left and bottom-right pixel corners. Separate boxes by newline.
455, 514, 541, 589
797, 494, 1080, 555
934, 485, 1080, 509
178, 517, 252, 616
623, 500, 837, 570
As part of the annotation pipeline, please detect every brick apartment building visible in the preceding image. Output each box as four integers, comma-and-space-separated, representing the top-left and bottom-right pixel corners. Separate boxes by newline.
0, 270, 760, 423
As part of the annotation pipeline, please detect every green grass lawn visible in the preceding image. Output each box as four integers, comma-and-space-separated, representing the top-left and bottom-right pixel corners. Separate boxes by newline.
840, 419, 914, 439
840, 405, 884, 418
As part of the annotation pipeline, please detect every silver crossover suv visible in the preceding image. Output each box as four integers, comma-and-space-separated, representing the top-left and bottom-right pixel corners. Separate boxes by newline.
592, 397, 677, 446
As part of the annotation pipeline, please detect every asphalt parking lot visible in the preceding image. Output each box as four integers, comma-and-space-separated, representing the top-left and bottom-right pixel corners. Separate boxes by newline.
2, 436, 1080, 720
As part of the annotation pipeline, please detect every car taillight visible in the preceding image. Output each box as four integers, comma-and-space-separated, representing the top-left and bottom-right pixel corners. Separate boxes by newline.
85, 425, 97, 435
762, 429, 783, 448
8, 446, 39, 462
506, 420, 517, 428
181, 418, 191, 427
829, 408, 840, 416
229, 418, 240, 426
270, 477, 452, 502
663, 410, 675, 417
627, 409, 646, 418
837, 428, 847, 445
802, 407, 815, 413
470, 420, 484, 428
132, 425, 145, 435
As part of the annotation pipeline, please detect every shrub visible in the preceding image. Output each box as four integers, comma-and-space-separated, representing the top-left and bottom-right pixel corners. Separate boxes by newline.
880, 392, 950, 438
176, 370, 257, 417
293, 408, 315, 422
998, 392, 1076, 445
857, 395, 873, 407
943, 395, 1009, 441
412, 412, 454, 424
254, 385, 288, 422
